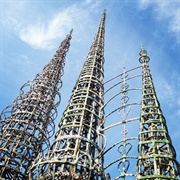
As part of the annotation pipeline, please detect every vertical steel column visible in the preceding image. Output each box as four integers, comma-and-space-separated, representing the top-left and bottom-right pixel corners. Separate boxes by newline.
137, 47, 180, 179
30, 10, 106, 180
0, 30, 72, 179
101, 66, 142, 179
116, 68, 137, 179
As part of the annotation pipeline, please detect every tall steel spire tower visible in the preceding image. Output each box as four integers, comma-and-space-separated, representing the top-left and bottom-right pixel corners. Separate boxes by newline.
0, 30, 72, 179
137, 47, 180, 179
30, 10, 106, 180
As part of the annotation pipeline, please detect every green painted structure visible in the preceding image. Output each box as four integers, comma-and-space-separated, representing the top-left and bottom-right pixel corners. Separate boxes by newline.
137, 47, 180, 179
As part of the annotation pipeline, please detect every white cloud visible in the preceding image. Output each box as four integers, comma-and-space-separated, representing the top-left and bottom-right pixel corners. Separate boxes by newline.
1, 2, 99, 50
138, 0, 151, 9
11, 54, 32, 67
138, 0, 180, 43
154, 76, 178, 108
84, 0, 93, 4
17, 5, 90, 50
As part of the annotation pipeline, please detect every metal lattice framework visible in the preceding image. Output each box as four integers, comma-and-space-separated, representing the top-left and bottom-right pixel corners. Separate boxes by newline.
137, 47, 180, 179
100, 66, 142, 179
0, 30, 72, 179
29, 10, 106, 180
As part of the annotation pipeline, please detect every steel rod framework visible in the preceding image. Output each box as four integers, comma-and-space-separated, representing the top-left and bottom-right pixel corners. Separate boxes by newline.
0, 30, 72, 179
137, 47, 180, 179
101, 66, 142, 179
29, 10, 106, 180
114, 68, 138, 179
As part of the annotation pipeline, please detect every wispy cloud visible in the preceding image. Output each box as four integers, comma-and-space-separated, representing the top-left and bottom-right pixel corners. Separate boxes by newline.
15, 54, 31, 65
154, 75, 179, 109
84, 0, 93, 4
138, 0, 180, 43
1, 1, 101, 50
18, 6, 76, 50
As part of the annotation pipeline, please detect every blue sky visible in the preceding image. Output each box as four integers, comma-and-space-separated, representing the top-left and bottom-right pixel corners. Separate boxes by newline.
0, 0, 179, 178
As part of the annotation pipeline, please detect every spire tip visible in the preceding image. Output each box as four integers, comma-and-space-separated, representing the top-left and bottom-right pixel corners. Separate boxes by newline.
140, 42, 143, 49
70, 29, 73, 34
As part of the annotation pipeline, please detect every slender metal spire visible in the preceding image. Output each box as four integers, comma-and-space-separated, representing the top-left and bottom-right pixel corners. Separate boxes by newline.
30, 10, 106, 180
137, 47, 180, 179
0, 30, 72, 179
